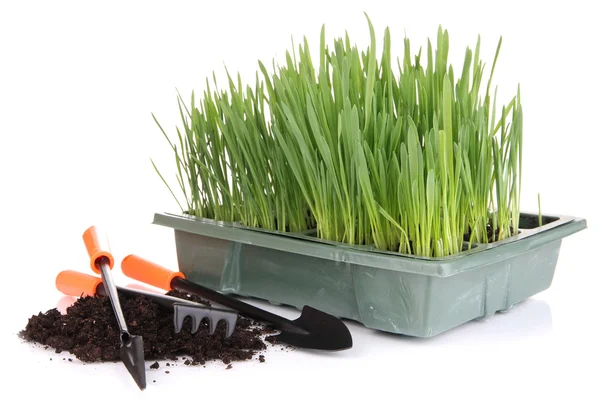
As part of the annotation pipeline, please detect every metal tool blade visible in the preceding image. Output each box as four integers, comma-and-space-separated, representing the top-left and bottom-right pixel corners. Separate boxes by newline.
119, 334, 146, 390
275, 306, 353, 350
97, 257, 147, 389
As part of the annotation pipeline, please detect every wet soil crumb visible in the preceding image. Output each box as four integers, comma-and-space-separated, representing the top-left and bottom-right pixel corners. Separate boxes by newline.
259, 355, 265, 363
165, 371, 170, 374
150, 362, 159, 369
20, 290, 279, 366
226, 364, 232, 370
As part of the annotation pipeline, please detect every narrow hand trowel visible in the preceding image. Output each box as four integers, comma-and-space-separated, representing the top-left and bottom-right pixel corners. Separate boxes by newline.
121, 255, 353, 351
82, 226, 146, 390
56, 270, 239, 337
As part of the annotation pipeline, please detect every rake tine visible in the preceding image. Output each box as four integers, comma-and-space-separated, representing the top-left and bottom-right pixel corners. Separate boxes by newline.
173, 303, 238, 337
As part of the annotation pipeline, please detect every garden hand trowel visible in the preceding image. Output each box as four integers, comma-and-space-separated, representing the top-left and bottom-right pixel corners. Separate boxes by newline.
121, 255, 353, 351
82, 226, 146, 390
56, 270, 239, 337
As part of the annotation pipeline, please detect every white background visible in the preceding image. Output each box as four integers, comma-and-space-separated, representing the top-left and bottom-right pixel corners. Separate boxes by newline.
1, 0, 598, 404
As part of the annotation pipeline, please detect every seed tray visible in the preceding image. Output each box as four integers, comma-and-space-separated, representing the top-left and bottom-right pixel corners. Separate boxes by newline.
153, 212, 586, 337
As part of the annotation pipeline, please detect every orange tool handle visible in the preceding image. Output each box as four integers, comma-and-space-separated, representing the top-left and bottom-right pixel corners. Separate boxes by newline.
83, 226, 114, 273
56, 270, 103, 297
121, 254, 185, 291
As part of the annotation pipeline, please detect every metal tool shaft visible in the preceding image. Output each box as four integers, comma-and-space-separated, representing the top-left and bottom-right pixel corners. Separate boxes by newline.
97, 256, 129, 338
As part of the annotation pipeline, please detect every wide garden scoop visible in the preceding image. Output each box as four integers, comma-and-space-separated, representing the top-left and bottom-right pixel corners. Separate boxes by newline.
82, 227, 146, 390
121, 255, 353, 351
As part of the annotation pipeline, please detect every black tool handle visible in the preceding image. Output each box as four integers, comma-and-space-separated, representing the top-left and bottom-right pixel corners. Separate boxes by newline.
98, 283, 210, 312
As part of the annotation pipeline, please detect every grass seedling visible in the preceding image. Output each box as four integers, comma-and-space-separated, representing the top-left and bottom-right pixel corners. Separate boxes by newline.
153, 14, 524, 257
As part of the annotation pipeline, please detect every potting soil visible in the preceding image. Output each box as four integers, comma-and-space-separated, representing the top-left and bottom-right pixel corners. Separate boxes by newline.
20, 290, 277, 366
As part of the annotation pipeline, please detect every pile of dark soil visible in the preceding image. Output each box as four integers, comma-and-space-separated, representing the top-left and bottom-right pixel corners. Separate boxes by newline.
20, 290, 276, 366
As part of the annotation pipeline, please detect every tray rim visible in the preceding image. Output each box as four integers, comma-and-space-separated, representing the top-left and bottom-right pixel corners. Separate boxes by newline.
153, 211, 587, 278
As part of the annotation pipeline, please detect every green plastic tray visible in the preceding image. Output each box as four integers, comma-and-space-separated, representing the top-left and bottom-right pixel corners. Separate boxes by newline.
153, 212, 586, 337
